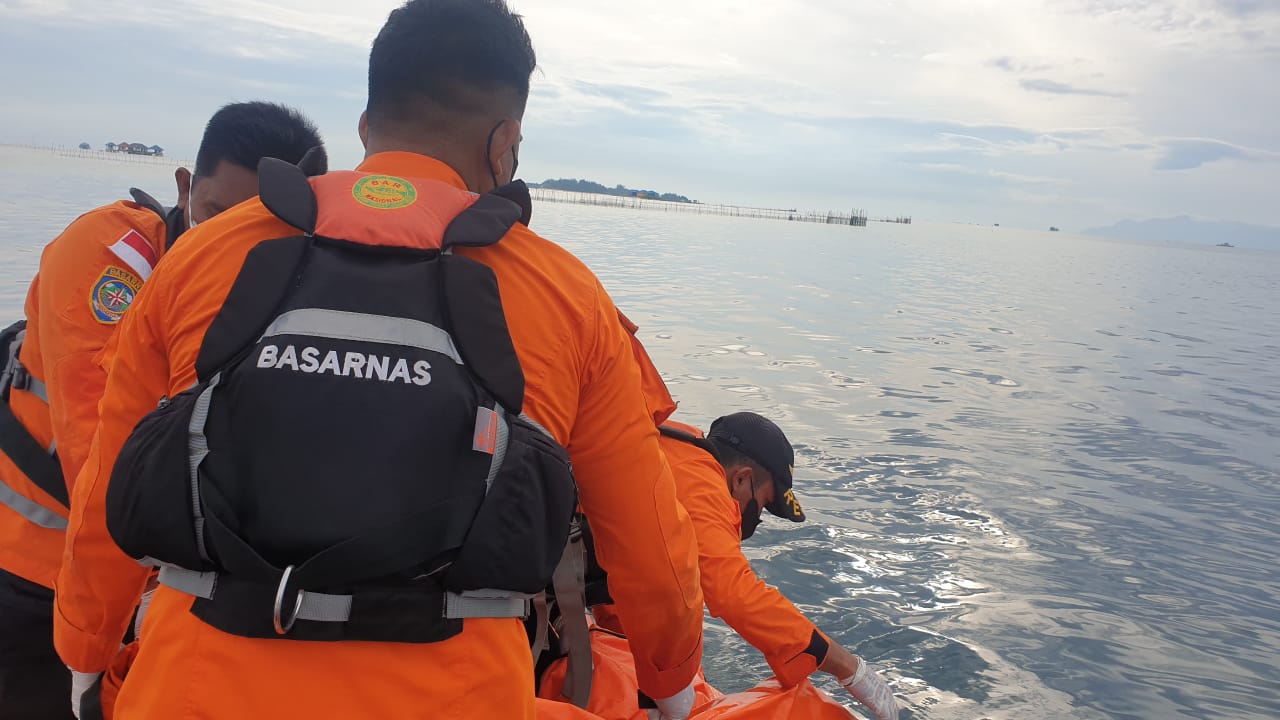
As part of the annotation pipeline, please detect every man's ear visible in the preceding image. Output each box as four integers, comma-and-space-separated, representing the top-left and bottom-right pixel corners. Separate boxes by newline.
489, 118, 521, 178
727, 466, 751, 496
358, 111, 369, 149
174, 167, 192, 211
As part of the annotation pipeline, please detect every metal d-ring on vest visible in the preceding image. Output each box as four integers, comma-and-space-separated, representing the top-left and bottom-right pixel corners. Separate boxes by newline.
273, 564, 305, 635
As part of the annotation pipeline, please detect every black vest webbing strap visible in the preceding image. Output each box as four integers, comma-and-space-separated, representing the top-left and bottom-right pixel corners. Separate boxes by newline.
657, 424, 721, 461
0, 320, 68, 511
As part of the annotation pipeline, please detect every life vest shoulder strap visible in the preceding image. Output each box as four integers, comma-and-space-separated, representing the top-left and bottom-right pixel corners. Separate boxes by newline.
0, 320, 67, 511
658, 423, 721, 462
128, 187, 168, 221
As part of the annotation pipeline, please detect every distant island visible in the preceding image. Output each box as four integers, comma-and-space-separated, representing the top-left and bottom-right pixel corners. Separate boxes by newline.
1083, 216, 1280, 251
529, 178, 695, 204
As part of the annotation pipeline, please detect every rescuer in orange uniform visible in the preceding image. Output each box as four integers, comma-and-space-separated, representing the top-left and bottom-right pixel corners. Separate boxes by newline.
546, 315, 897, 719
0, 102, 326, 719
53, 2, 704, 719
657, 414, 898, 720
550, 411, 898, 720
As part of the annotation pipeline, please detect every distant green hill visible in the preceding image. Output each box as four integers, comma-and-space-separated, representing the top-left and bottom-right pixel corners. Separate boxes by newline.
530, 178, 695, 204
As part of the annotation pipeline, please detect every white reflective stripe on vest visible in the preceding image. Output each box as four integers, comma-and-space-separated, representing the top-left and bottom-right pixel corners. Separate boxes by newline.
259, 309, 464, 364
0, 474, 68, 530
156, 565, 530, 621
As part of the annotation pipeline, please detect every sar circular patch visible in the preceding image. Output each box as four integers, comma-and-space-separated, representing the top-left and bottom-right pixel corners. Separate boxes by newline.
352, 175, 417, 210
90, 266, 143, 324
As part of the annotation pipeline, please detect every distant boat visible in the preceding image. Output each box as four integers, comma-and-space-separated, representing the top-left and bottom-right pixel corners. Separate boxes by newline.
1049, 226, 1060, 232
1216, 242, 1234, 247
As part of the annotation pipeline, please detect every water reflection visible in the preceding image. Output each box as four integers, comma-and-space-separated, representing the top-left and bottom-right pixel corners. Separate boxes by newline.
1, 149, 1277, 719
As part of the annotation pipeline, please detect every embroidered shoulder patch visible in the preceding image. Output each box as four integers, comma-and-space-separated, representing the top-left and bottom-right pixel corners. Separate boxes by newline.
90, 266, 143, 324
352, 175, 417, 210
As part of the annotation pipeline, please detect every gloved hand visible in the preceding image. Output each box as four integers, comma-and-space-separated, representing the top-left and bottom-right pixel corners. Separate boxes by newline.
69, 668, 102, 719
839, 657, 899, 720
645, 678, 696, 720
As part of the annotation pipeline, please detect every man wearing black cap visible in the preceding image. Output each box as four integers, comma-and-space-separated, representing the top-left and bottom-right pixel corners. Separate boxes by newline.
652, 412, 898, 720
703, 412, 806, 539
572, 412, 897, 719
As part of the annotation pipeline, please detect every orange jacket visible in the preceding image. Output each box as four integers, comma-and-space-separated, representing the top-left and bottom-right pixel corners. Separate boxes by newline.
54, 152, 703, 719
0, 201, 163, 589
617, 311, 677, 427
660, 420, 828, 688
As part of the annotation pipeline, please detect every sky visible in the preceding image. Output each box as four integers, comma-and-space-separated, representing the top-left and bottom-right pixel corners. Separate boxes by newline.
1, 0, 1277, 231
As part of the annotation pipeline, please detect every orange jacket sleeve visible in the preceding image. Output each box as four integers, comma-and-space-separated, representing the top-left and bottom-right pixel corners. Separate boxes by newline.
616, 310, 677, 427
34, 212, 156, 489
54, 271, 170, 672
664, 436, 827, 688
567, 284, 704, 700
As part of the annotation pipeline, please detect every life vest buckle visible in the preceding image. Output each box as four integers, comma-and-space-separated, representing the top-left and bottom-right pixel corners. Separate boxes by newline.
272, 565, 304, 635
9, 362, 31, 392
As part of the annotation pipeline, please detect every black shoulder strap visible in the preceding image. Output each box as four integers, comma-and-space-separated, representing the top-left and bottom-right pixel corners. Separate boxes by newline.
436, 184, 531, 413
0, 320, 67, 507
296, 146, 328, 177
442, 186, 525, 250
194, 236, 313, 380
129, 187, 168, 221
658, 424, 721, 463
0, 401, 67, 508
258, 157, 318, 235
491, 180, 532, 227
130, 188, 188, 250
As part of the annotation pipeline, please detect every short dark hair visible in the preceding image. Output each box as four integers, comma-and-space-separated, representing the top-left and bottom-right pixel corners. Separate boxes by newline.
708, 438, 769, 478
194, 102, 327, 178
367, 0, 536, 129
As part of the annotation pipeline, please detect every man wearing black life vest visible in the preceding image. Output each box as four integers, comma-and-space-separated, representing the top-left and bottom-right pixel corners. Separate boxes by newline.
51, 2, 705, 719
538, 412, 899, 720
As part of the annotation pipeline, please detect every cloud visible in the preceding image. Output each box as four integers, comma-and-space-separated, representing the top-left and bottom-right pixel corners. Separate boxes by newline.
0, 0, 1276, 230
989, 56, 1055, 73
1153, 137, 1278, 170
1213, 0, 1276, 17
1020, 78, 1126, 97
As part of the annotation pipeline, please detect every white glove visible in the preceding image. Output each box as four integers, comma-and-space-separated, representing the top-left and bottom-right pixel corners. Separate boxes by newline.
69, 669, 102, 719
134, 587, 156, 640
646, 678, 696, 720
839, 658, 899, 720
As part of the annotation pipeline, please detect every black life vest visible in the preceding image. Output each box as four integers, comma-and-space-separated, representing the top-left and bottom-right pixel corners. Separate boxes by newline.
106, 158, 577, 644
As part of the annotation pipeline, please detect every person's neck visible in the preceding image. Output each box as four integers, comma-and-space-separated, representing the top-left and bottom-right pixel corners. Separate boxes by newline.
363, 134, 486, 192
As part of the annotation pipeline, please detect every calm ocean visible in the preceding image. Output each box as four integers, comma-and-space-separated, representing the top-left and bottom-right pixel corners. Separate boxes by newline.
2, 145, 1276, 720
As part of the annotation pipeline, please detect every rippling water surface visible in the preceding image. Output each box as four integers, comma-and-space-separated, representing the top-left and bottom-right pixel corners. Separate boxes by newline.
2, 146, 1277, 720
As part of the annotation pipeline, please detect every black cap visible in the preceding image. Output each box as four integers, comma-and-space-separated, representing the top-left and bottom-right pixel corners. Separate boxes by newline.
707, 412, 805, 522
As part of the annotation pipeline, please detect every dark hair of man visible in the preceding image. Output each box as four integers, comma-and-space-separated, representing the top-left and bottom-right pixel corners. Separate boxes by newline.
366, 0, 536, 133
193, 101, 327, 178
708, 438, 770, 479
